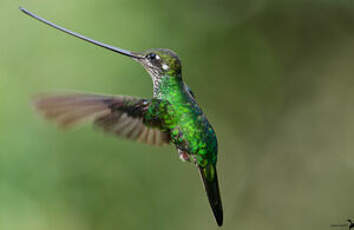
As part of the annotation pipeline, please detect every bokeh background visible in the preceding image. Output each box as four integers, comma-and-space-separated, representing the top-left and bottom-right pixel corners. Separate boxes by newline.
1, 0, 354, 229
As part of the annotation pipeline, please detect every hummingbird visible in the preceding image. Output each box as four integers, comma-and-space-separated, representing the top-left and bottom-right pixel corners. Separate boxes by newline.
20, 7, 223, 226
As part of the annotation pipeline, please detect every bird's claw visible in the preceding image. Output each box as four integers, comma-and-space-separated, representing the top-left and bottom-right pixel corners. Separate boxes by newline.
178, 150, 191, 162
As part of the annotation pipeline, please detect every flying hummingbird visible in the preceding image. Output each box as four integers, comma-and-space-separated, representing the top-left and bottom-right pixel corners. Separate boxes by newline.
20, 7, 223, 226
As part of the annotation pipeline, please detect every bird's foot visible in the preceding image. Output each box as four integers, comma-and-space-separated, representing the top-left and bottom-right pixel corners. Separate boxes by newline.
178, 150, 190, 162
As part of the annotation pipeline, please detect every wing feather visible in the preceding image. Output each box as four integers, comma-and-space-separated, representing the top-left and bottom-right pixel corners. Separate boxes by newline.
34, 93, 170, 146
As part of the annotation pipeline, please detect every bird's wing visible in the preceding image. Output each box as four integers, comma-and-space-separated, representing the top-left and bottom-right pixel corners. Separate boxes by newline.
34, 93, 170, 146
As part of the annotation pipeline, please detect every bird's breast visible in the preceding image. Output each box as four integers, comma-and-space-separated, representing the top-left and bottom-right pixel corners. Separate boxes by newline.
169, 102, 217, 161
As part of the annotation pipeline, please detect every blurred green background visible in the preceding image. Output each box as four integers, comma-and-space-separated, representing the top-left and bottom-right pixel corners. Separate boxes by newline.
1, 0, 354, 229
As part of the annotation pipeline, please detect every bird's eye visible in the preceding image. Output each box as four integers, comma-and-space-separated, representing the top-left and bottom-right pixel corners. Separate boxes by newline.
146, 53, 156, 60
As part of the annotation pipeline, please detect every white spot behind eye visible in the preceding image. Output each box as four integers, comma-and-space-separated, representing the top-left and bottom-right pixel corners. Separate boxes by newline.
162, 64, 169, 70
155, 55, 161, 60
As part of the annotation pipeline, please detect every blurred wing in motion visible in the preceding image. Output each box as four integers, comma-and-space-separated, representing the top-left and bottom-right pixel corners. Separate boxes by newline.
34, 93, 170, 146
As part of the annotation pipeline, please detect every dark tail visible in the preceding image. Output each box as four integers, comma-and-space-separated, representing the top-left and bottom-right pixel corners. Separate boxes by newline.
198, 164, 223, 226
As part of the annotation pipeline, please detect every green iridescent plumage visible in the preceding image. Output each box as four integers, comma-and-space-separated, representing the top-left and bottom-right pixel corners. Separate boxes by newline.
146, 74, 218, 167
139, 50, 222, 225
21, 8, 223, 227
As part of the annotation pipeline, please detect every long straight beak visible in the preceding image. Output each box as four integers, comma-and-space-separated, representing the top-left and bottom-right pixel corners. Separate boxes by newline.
19, 7, 144, 59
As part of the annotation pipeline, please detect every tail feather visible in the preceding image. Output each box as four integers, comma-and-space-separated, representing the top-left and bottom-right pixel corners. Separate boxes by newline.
198, 164, 223, 226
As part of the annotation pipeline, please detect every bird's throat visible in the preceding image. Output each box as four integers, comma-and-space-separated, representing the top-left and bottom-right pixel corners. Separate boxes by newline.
153, 75, 185, 102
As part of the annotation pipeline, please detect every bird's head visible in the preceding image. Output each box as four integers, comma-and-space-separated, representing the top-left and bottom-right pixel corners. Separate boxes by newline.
133, 48, 182, 80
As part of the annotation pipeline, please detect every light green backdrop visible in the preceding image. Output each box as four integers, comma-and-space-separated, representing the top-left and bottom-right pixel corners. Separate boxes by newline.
1, 0, 354, 229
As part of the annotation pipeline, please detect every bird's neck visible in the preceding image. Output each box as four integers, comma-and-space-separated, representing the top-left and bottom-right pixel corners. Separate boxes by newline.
153, 75, 185, 102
